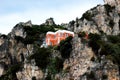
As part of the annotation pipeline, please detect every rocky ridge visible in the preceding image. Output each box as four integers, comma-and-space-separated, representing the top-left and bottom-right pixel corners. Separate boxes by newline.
0, 3, 120, 80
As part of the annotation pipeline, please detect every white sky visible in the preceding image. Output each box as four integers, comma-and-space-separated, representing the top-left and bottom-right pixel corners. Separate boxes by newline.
0, 0, 104, 34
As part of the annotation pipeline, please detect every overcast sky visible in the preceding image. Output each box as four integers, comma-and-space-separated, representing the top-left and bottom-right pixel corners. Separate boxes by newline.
0, 0, 104, 34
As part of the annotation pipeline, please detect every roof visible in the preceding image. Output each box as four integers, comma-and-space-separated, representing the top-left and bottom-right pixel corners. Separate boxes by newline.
46, 30, 74, 36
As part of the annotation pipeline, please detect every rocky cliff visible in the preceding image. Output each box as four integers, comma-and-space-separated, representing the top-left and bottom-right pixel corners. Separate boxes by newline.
0, 4, 120, 80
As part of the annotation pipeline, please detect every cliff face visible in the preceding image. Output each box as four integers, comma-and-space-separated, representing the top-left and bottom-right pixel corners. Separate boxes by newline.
73, 4, 120, 35
0, 4, 120, 80
61, 4, 120, 80
104, 0, 120, 6
0, 21, 46, 80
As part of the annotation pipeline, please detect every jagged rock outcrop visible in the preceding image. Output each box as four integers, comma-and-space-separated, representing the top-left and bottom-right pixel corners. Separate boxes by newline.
0, 21, 36, 78
57, 33, 119, 80
58, 3, 120, 80
0, 35, 11, 76
16, 61, 44, 80
104, 0, 120, 6
0, 2, 120, 80
9, 21, 32, 38
45, 17, 55, 26
59, 34, 94, 80
73, 4, 120, 35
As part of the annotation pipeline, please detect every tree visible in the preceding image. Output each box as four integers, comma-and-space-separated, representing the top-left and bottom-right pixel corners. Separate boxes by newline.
58, 36, 73, 59
28, 46, 51, 69
88, 33, 101, 54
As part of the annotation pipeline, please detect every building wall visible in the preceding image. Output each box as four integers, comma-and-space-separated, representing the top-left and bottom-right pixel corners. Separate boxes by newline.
46, 30, 74, 46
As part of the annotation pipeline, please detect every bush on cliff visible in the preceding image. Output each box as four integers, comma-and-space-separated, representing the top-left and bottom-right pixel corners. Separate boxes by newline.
81, 11, 93, 21
57, 36, 73, 59
47, 57, 63, 75
28, 45, 51, 69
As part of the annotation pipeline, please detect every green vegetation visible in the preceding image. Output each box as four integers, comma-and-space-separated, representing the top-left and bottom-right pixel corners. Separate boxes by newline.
87, 71, 96, 79
14, 23, 66, 45
78, 32, 86, 38
23, 25, 55, 44
57, 36, 73, 59
32, 77, 36, 80
102, 74, 108, 79
28, 44, 64, 73
14, 23, 68, 78
81, 11, 93, 21
118, 13, 120, 17
47, 57, 63, 75
28, 45, 64, 79
54, 25, 67, 30
45, 74, 52, 80
104, 4, 115, 16
107, 35, 120, 44
0, 34, 7, 39
88, 32, 120, 73
91, 57, 95, 62
15, 36, 24, 43
69, 20, 75, 26
0, 63, 22, 80
109, 20, 114, 29
88, 33, 101, 54
28, 45, 51, 69
119, 20, 120, 29
24, 25, 55, 34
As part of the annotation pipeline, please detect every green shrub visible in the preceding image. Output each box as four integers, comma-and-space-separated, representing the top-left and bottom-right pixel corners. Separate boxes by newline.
109, 20, 114, 28
104, 4, 115, 16
47, 57, 63, 75
0, 63, 22, 80
28, 46, 51, 69
119, 20, 120, 29
0, 34, 7, 39
69, 20, 75, 26
87, 71, 95, 79
54, 25, 67, 30
8, 63, 22, 74
32, 77, 36, 80
91, 57, 95, 62
15, 36, 24, 43
88, 33, 120, 73
88, 33, 101, 54
24, 36, 36, 44
58, 36, 73, 59
78, 32, 86, 38
23, 24, 55, 44
81, 11, 93, 21
107, 35, 120, 44
102, 74, 108, 79
45, 74, 52, 80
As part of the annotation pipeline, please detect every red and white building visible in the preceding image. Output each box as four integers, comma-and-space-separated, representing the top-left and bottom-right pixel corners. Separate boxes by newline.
46, 30, 74, 46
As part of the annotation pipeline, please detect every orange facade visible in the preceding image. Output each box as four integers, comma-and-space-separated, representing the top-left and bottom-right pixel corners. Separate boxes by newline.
46, 30, 74, 46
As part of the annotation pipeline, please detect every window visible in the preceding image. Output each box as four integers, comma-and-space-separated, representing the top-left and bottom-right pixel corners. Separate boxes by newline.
54, 35, 56, 38
66, 34, 68, 37
50, 42, 52, 45
60, 33, 62, 37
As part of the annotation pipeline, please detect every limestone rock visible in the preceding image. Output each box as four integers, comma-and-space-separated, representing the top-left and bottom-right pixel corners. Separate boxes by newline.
73, 4, 120, 35
104, 0, 120, 6
16, 63, 44, 80
60, 34, 94, 80
0, 2, 120, 80
45, 17, 55, 26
